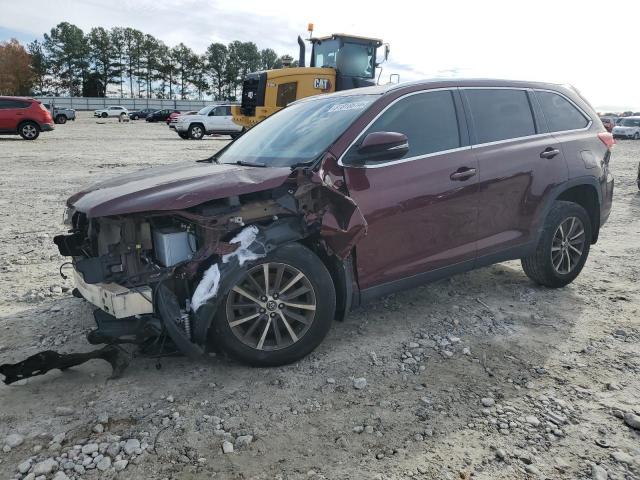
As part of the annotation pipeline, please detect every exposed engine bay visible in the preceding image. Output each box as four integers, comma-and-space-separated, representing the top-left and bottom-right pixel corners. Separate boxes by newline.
0, 157, 366, 383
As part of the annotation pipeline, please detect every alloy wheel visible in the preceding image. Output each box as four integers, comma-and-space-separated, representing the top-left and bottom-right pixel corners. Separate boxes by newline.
225, 262, 317, 351
551, 216, 585, 274
22, 124, 37, 139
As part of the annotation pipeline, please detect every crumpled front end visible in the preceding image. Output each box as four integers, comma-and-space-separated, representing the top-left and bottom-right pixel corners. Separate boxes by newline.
47, 159, 367, 367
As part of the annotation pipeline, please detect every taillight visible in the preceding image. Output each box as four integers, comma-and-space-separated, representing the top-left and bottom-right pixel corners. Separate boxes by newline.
598, 132, 615, 149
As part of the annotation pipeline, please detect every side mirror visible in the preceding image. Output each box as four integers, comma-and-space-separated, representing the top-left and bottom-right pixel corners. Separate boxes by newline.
347, 131, 409, 164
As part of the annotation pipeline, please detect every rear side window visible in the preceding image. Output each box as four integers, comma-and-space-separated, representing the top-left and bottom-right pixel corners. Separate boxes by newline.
465, 89, 536, 144
360, 90, 460, 158
537, 91, 589, 132
276, 82, 298, 108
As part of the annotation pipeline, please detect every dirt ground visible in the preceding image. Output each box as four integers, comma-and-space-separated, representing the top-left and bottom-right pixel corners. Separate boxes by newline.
0, 112, 639, 480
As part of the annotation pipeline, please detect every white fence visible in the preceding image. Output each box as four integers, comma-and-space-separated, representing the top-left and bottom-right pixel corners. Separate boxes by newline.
33, 96, 221, 111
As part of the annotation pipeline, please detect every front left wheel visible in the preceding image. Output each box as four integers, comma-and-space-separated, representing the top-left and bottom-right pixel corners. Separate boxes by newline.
210, 243, 336, 366
55, 115, 67, 124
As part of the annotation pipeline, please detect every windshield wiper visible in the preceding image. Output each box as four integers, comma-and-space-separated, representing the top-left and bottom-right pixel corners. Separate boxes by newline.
235, 160, 266, 167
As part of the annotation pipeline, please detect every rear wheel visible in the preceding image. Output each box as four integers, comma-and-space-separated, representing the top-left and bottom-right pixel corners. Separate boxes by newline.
211, 243, 336, 366
19, 121, 40, 140
521, 201, 591, 288
189, 124, 205, 140
132, 115, 139, 120
55, 115, 66, 124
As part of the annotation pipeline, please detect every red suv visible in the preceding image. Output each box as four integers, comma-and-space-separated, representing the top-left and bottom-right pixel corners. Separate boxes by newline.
55, 79, 614, 367
0, 96, 54, 140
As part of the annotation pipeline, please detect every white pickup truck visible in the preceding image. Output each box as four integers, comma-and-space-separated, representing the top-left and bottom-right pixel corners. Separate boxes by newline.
173, 105, 243, 140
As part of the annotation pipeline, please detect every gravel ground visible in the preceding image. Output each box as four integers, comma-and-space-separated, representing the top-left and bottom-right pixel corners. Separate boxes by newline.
0, 112, 639, 480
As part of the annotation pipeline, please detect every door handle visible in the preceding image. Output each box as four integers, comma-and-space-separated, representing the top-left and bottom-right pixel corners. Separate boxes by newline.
450, 167, 477, 181
540, 147, 560, 159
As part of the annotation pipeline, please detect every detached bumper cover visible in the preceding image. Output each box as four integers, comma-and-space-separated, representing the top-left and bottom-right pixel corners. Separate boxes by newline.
74, 270, 153, 319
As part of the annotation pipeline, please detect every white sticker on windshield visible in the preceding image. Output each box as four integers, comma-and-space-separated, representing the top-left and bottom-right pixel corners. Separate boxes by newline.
327, 102, 369, 113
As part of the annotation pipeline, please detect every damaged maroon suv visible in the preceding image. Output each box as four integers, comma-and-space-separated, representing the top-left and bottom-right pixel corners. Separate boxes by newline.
53, 79, 614, 367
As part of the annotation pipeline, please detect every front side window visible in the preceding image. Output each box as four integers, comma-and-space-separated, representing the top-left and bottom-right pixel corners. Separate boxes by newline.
536, 91, 589, 132
465, 89, 536, 144
276, 82, 298, 107
218, 94, 377, 167
350, 90, 460, 160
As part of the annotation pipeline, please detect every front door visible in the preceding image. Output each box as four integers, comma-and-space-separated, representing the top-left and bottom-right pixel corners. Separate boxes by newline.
341, 89, 480, 291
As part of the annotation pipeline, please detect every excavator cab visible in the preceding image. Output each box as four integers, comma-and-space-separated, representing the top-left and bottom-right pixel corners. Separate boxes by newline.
232, 33, 387, 129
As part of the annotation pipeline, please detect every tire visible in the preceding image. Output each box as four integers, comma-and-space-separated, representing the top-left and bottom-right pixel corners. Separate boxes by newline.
55, 115, 66, 125
521, 201, 592, 288
634, 132, 640, 140
101, 112, 108, 118
18, 121, 40, 140
230, 128, 246, 140
211, 242, 336, 366
178, 132, 189, 139
133, 115, 138, 120
189, 124, 205, 140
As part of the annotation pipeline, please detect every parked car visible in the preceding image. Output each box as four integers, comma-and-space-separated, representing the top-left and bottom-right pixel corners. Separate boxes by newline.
94, 106, 128, 119
168, 111, 198, 130
600, 117, 615, 133
42, 103, 76, 124
146, 109, 180, 123
128, 108, 156, 120
0, 96, 54, 140
612, 116, 640, 139
173, 105, 243, 139
55, 79, 614, 367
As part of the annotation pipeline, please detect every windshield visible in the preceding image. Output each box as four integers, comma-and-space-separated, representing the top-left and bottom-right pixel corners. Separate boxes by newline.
197, 106, 210, 115
314, 40, 375, 78
218, 94, 377, 167
621, 118, 640, 127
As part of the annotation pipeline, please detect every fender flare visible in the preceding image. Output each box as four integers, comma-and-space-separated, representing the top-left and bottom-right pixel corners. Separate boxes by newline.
533, 176, 602, 244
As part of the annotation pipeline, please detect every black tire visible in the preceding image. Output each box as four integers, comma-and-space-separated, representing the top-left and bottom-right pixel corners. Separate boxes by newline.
189, 123, 205, 140
634, 132, 640, 140
230, 128, 245, 140
132, 115, 138, 120
55, 115, 67, 124
18, 121, 40, 140
101, 112, 108, 118
521, 201, 592, 288
178, 132, 189, 139
211, 242, 336, 366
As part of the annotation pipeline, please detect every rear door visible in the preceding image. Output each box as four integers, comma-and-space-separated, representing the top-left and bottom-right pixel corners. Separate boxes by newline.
461, 87, 568, 258
0, 100, 14, 130
341, 89, 480, 290
0, 99, 27, 131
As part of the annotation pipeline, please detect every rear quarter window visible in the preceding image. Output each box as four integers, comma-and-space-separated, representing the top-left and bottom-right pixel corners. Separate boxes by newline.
465, 89, 536, 144
536, 91, 589, 132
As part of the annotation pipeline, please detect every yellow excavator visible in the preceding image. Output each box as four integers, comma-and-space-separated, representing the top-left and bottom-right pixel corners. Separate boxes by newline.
232, 27, 390, 129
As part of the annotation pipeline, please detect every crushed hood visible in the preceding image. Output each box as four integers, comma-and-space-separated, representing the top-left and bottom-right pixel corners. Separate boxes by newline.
68, 161, 292, 218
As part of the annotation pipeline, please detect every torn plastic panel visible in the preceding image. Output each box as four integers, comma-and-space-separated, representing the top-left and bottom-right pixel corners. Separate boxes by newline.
0, 345, 130, 385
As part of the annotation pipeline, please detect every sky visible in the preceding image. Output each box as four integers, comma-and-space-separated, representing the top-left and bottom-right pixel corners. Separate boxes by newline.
1, 0, 638, 112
